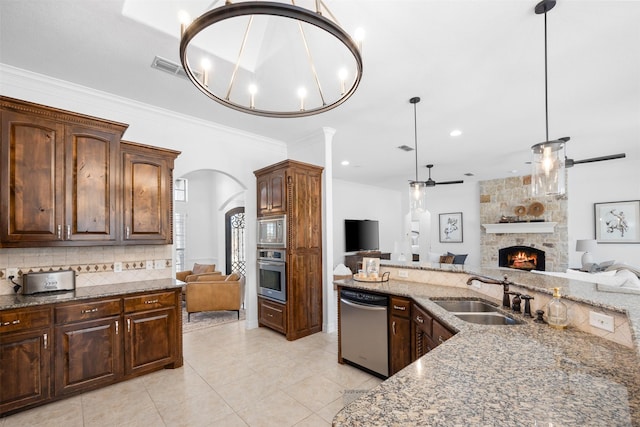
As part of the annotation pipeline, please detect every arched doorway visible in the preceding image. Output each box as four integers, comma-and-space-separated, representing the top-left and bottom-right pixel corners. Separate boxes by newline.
225, 207, 246, 276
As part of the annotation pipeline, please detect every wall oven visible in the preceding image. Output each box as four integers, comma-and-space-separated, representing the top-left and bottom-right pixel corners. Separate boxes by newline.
257, 215, 286, 248
257, 249, 286, 302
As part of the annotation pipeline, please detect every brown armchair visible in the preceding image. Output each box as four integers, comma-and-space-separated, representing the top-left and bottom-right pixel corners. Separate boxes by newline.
176, 263, 221, 283
185, 273, 245, 321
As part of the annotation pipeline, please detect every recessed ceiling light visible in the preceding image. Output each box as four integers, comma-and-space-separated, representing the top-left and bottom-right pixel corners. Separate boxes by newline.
510, 169, 519, 174
450, 129, 462, 137
341, 160, 350, 166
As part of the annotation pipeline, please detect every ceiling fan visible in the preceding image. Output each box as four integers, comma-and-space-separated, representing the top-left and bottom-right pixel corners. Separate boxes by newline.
424, 164, 464, 187
555, 137, 626, 168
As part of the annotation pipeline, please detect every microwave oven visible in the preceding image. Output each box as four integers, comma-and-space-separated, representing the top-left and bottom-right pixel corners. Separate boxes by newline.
257, 215, 286, 248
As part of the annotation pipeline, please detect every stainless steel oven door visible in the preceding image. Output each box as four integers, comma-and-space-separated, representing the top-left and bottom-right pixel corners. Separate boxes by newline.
257, 259, 286, 302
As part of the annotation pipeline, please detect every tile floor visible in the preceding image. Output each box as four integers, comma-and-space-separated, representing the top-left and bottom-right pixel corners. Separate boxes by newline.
0, 320, 382, 427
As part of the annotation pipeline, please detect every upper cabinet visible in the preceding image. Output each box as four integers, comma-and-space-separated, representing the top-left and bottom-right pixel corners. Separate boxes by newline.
0, 96, 179, 247
256, 167, 286, 216
121, 141, 179, 245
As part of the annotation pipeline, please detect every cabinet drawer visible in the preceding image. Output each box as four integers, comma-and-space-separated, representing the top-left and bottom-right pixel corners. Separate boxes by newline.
259, 298, 286, 333
55, 299, 120, 324
390, 297, 411, 318
0, 307, 51, 334
432, 320, 454, 346
124, 291, 176, 313
411, 304, 433, 337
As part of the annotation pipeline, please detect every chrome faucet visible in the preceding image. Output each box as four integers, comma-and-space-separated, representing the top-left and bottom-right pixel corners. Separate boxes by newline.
466, 275, 513, 308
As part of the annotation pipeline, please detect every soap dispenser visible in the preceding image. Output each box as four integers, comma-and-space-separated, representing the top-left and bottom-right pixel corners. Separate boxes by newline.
546, 287, 568, 329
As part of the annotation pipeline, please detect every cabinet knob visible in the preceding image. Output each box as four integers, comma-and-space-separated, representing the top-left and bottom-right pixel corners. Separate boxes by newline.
125, 226, 130, 239
66, 224, 71, 240
415, 315, 424, 324
44, 333, 48, 349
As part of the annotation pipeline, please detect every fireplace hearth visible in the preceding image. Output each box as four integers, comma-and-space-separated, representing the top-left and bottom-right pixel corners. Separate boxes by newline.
499, 246, 545, 271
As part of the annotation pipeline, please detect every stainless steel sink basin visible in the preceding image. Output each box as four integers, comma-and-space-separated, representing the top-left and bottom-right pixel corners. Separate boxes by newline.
433, 299, 521, 325
454, 313, 520, 326
434, 300, 500, 313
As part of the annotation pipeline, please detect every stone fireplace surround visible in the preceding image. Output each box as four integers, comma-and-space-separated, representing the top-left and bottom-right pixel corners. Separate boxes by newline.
480, 176, 568, 272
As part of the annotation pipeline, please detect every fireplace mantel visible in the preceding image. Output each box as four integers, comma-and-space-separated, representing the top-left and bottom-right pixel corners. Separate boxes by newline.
482, 222, 557, 234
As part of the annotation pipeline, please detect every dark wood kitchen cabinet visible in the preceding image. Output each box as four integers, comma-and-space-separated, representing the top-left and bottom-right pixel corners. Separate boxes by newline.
53, 299, 122, 396
389, 296, 412, 375
0, 307, 52, 414
0, 98, 126, 247
123, 291, 179, 376
257, 167, 286, 216
254, 160, 323, 340
258, 296, 287, 334
121, 141, 179, 245
412, 303, 454, 360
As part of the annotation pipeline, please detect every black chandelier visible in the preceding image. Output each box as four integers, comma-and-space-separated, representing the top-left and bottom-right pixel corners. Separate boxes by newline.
179, 1, 363, 118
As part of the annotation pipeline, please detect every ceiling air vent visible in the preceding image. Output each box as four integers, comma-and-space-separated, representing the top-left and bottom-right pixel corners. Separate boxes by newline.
397, 145, 414, 152
151, 56, 202, 81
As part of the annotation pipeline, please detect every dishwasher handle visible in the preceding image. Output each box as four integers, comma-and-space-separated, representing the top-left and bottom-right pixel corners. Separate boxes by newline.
340, 298, 388, 311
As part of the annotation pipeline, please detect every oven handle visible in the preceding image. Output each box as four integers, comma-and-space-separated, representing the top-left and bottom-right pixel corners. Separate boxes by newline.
258, 260, 285, 267
340, 298, 388, 311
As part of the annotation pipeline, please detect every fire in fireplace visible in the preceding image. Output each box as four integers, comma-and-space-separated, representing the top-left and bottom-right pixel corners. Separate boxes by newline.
498, 246, 546, 271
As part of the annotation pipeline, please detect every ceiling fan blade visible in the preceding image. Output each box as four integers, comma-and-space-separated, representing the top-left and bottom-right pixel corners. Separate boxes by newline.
436, 180, 464, 185
567, 153, 626, 168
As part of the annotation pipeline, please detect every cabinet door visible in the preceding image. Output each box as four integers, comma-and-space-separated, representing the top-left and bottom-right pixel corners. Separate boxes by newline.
0, 328, 51, 414
286, 251, 322, 340
389, 315, 411, 375
121, 150, 170, 243
124, 307, 176, 376
0, 111, 65, 244
287, 168, 322, 250
54, 316, 121, 396
412, 304, 434, 360
258, 297, 287, 334
256, 169, 285, 216
64, 125, 119, 243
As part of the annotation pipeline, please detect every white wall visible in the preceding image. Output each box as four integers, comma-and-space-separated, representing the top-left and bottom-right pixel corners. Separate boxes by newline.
333, 179, 404, 268
567, 158, 640, 268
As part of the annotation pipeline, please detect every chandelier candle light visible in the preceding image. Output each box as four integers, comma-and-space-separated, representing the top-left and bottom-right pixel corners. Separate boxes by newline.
179, 0, 363, 118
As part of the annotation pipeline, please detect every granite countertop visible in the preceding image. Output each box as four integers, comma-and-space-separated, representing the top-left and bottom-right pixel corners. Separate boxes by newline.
0, 278, 183, 310
333, 275, 640, 426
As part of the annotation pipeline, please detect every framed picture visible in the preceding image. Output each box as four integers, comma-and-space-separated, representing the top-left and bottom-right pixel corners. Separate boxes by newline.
439, 212, 463, 243
594, 200, 640, 244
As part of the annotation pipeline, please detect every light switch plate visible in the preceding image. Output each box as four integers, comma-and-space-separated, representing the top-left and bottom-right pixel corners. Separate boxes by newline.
590, 311, 614, 332
113, 262, 122, 273
398, 270, 409, 278
154, 260, 165, 269
6, 268, 18, 278
146, 260, 154, 270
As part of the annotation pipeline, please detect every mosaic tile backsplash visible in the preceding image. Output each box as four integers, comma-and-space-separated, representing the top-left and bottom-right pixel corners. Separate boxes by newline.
0, 245, 173, 295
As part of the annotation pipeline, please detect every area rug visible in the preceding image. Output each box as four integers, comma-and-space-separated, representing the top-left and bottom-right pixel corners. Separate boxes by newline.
181, 305, 246, 334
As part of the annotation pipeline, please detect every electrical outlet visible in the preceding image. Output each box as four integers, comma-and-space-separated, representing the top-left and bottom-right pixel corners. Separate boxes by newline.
146, 260, 155, 270
398, 270, 409, 278
113, 262, 122, 273
470, 280, 481, 289
154, 260, 165, 269
6, 268, 18, 278
590, 311, 614, 332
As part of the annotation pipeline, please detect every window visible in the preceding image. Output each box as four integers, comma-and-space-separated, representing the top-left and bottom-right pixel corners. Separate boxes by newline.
174, 212, 186, 272
174, 178, 188, 202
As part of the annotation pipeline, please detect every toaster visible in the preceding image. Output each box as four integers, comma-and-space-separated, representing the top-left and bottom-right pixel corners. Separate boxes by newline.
22, 270, 76, 295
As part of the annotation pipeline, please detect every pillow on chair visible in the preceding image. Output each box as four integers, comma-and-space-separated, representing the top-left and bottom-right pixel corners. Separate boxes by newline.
192, 263, 216, 275
439, 255, 455, 264
225, 273, 241, 281
447, 252, 468, 265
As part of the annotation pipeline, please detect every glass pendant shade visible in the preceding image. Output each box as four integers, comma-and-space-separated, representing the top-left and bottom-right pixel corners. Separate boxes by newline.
531, 140, 566, 196
410, 182, 427, 221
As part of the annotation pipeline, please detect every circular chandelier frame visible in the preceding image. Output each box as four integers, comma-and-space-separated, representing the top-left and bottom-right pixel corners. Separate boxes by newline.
179, 1, 363, 118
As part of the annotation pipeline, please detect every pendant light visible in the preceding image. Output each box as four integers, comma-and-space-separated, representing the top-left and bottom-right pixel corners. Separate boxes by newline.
408, 97, 427, 220
531, 0, 567, 197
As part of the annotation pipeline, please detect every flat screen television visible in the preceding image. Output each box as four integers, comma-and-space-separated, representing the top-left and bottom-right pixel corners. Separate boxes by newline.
345, 219, 379, 252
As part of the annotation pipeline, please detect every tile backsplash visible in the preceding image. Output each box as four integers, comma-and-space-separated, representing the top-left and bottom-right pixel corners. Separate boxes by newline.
0, 245, 173, 296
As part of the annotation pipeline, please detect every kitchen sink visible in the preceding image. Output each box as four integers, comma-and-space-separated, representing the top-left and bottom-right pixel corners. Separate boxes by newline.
433, 299, 521, 325
454, 313, 520, 326
434, 300, 500, 313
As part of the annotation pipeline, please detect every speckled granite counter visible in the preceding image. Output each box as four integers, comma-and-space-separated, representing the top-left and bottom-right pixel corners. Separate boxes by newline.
333, 268, 640, 426
0, 278, 183, 310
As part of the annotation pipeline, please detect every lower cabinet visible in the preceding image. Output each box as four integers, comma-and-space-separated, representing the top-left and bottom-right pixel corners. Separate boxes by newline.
0, 308, 52, 414
258, 297, 287, 334
389, 296, 412, 375
412, 303, 454, 360
0, 288, 182, 416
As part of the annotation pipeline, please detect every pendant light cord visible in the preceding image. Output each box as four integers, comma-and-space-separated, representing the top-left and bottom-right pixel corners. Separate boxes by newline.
543, 10, 549, 142
413, 101, 419, 182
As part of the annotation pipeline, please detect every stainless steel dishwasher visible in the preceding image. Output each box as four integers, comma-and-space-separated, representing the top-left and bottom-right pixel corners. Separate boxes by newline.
339, 289, 389, 378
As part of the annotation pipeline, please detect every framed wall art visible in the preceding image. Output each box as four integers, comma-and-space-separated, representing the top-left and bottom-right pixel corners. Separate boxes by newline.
594, 200, 640, 244
439, 212, 463, 243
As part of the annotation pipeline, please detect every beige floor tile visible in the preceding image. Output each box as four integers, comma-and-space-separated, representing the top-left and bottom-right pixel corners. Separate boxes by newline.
285, 374, 344, 412
155, 389, 235, 427
2, 395, 83, 427
208, 412, 250, 427
237, 390, 312, 427
315, 397, 347, 424
81, 380, 156, 426
319, 361, 380, 389
293, 413, 332, 427
214, 370, 280, 413
143, 365, 214, 404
